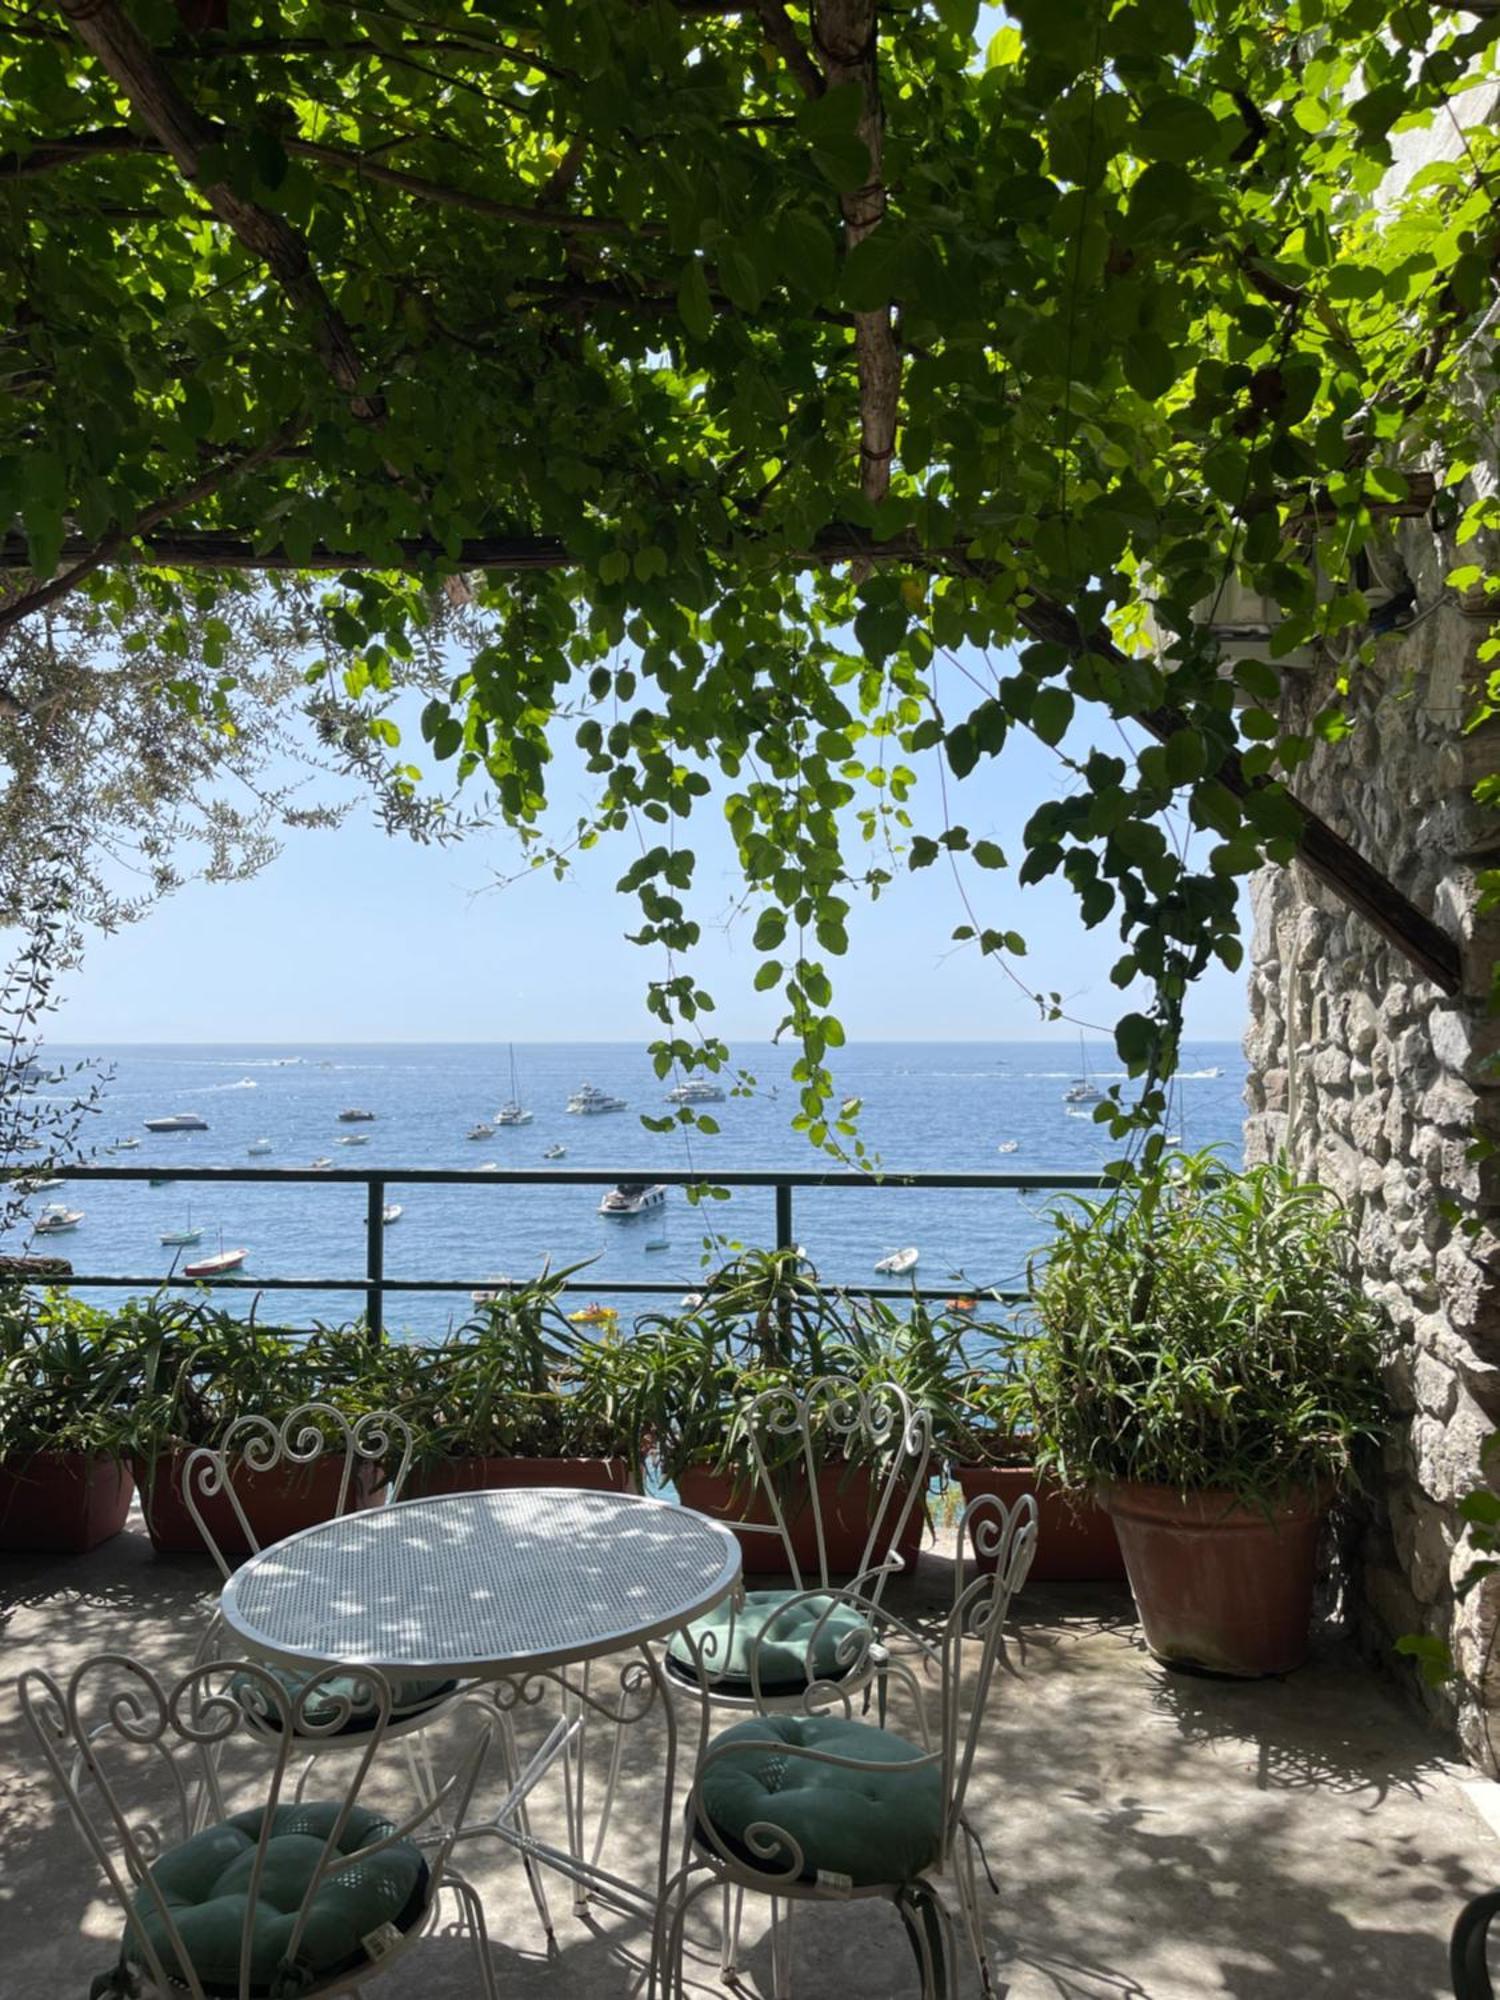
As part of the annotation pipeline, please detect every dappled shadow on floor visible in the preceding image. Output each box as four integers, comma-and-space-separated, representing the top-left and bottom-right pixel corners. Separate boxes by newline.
2, 1527, 1496, 1997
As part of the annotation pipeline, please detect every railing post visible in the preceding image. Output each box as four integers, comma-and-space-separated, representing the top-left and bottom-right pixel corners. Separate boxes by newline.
366, 1177, 385, 1342
774, 1183, 794, 1255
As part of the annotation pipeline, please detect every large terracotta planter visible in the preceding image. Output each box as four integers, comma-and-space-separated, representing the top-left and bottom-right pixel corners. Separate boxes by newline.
135, 1449, 382, 1558
678, 1463, 923, 1579
0, 1451, 134, 1553
406, 1455, 636, 1498
957, 1463, 1125, 1582
1101, 1481, 1325, 1677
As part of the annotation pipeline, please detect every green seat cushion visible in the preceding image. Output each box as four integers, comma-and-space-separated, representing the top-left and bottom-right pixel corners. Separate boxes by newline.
666, 1590, 870, 1694
230, 1663, 458, 1736
126, 1800, 428, 1996
696, 1713, 943, 1888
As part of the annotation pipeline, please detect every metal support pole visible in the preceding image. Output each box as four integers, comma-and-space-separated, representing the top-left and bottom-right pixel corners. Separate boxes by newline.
774, 1183, 794, 1254
366, 1177, 385, 1341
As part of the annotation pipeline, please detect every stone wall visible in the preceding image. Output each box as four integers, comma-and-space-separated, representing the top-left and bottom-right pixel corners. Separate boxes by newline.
1243, 516, 1500, 1763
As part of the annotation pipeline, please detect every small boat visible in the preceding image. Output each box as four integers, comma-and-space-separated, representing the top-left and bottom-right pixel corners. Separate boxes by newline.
310, 1156, 334, 1170
543, 1143, 566, 1160
148, 1177, 173, 1189
472, 1277, 511, 1304
996, 1140, 1019, 1155
567, 1082, 628, 1115
1165, 1132, 1182, 1146
114, 1136, 141, 1151
34, 1203, 83, 1235
144, 1113, 208, 1132
947, 1297, 978, 1314
21, 1176, 64, 1193
840, 1096, 861, 1117
247, 1139, 273, 1156
338, 1134, 370, 1147
183, 1247, 247, 1278
160, 1223, 202, 1247
598, 1181, 667, 1217
644, 1236, 670, 1252
568, 1302, 618, 1327
681, 1292, 705, 1310
476, 1160, 500, 1173
337, 1108, 376, 1122
874, 1246, 919, 1276
666, 1077, 725, 1104
466, 1123, 496, 1141
382, 1203, 403, 1225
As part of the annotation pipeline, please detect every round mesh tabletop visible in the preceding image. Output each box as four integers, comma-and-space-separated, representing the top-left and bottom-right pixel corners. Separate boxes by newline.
219, 1488, 743, 1676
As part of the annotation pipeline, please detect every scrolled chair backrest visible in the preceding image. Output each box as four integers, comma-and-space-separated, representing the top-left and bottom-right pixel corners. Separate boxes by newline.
733, 1374, 932, 1595
18, 1652, 493, 2000
183, 1401, 414, 1580
678, 1487, 1037, 1874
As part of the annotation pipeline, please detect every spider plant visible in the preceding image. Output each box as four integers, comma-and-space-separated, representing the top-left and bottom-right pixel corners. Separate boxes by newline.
0, 1288, 137, 1462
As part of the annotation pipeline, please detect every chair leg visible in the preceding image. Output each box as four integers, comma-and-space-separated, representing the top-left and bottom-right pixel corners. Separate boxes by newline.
953, 1824, 993, 1994
720, 1882, 744, 1979
769, 1895, 793, 2000
447, 1867, 500, 2000
497, 1706, 556, 1944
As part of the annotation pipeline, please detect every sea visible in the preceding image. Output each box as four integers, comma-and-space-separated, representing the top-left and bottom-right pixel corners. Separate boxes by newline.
10, 1041, 1248, 1341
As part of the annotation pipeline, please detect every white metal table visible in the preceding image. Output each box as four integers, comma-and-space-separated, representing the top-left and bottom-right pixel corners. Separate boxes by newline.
220, 1486, 742, 1982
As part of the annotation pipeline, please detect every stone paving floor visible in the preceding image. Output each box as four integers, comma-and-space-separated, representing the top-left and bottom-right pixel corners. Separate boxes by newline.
3, 1511, 1498, 1998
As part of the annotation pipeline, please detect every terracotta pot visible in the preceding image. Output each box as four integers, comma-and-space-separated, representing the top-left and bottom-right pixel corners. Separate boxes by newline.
134, 1449, 382, 1558
957, 1463, 1125, 1582
1101, 1481, 1325, 1677
678, 1463, 923, 1579
0, 1451, 134, 1553
406, 1455, 636, 1497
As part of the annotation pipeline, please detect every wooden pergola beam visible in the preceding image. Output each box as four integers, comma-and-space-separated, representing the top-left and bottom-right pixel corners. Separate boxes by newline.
0, 522, 1462, 998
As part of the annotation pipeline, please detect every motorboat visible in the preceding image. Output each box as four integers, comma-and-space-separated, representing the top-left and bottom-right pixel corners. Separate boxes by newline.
1165, 1132, 1182, 1146
567, 1083, 627, 1115
996, 1140, 1020, 1154
947, 1297, 978, 1314
21, 1176, 64, 1193
310, 1156, 334, 1170
495, 1044, 532, 1125
874, 1246, 919, 1277
337, 1108, 376, 1122
183, 1247, 247, 1278
114, 1136, 141, 1151
644, 1235, 670, 1252
476, 1161, 499, 1173
382, 1203, 403, 1225
598, 1181, 667, 1217
666, 1077, 725, 1104
472, 1276, 511, 1304
543, 1143, 566, 1160
338, 1134, 369, 1146
148, 1177, 173, 1189
144, 1113, 208, 1132
247, 1139, 273, 1156
34, 1203, 83, 1234
467, 1123, 496, 1141
681, 1292, 705, 1310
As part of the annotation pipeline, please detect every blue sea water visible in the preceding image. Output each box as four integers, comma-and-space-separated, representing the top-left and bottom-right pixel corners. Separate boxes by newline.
12, 1040, 1247, 1339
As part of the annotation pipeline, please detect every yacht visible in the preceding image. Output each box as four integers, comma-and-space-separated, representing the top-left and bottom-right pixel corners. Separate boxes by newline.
598, 1181, 667, 1217
247, 1139, 273, 1156
568, 1083, 628, 1115
337, 1108, 376, 1122
34, 1203, 83, 1234
382, 1203, 403, 1225
495, 1044, 533, 1125
466, 1123, 496, 1141
666, 1077, 725, 1105
144, 1113, 208, 1133
184, 1246, 247, 1278
874, 1246, 919, 1277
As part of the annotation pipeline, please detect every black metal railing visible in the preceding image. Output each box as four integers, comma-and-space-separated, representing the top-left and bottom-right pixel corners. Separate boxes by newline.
15, 1164, 1113, 1337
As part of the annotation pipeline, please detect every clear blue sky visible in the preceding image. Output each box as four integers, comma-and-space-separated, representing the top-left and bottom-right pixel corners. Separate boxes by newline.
47, 669, 1251, 1047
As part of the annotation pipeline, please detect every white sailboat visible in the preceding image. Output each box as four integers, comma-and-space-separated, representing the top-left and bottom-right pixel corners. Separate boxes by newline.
1062, 1034, 1103, 1106
874, 1246, 919, 1276
495, 1044, 533, 1126
160, 1209, 202, 1248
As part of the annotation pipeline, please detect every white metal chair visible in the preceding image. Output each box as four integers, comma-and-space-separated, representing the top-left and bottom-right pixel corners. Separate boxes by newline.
19, 1652, 499, 2000
662, 1376, 933, 1712
185, 1404, 465, 1755
655, 1488, 1039, 2000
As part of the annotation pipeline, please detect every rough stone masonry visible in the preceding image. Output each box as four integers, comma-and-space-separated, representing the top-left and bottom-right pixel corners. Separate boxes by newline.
1243, 508, 1500, 1766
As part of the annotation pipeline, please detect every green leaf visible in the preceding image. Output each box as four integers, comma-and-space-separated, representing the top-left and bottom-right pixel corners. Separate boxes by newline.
677, 260, 713, 339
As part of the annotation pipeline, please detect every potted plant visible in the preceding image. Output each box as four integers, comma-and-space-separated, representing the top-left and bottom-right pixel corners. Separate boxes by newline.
0, 1288, 136, 1553
117, 1301, 385, 1555
1021, 1149, 1385, 1675
396, 1274, 635, 1496
622, 1251, 926, 1575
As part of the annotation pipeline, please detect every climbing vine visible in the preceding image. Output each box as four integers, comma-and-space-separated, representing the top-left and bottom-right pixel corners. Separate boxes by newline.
2, 0, 1499, 1147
